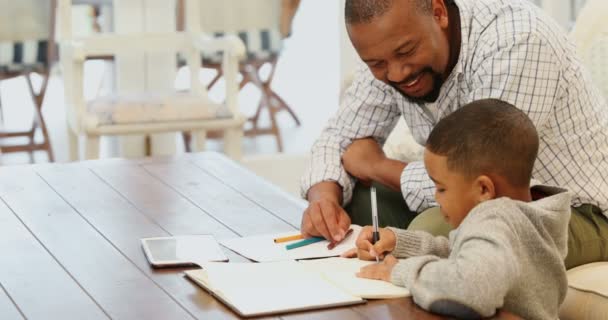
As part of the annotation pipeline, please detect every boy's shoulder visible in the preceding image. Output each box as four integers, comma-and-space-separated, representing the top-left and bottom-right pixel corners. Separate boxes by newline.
454, 189, 571, 252
464, 186, 570, 224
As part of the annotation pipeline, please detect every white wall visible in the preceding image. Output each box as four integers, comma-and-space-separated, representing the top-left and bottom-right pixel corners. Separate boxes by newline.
339, 0, 360, 90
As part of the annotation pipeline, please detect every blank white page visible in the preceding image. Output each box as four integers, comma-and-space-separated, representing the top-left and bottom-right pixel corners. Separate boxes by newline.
220, 225, 362, 262
300, 257, 411, 299
186, 261, 364, 317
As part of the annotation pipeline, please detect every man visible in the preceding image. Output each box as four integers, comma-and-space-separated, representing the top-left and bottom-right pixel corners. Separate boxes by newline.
300, 0, 608, 268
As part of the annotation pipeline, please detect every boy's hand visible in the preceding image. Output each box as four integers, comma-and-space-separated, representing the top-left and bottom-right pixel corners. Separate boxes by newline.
341, 226, 397, 260
356, 255, 398, 282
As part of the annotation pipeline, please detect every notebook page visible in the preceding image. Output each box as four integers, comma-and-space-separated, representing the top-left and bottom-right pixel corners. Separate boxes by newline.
187, 261, 364, 317
220, 225, 362, 262
300, 257, 411, 299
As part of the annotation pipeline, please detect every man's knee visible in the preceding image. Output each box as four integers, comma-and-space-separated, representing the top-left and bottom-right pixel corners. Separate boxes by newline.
407, 207, 452, 237
565, 204, 608, 269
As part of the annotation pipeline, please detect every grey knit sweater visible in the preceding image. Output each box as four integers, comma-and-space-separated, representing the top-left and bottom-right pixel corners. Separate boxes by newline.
388, 187, 571, 319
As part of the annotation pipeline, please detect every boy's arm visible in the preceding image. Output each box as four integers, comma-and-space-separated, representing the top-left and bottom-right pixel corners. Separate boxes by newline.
389, 219, 519, 318
387, 228, 450, 258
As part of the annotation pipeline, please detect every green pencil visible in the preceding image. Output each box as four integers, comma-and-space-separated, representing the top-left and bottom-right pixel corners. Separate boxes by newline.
285, 237, 324, 250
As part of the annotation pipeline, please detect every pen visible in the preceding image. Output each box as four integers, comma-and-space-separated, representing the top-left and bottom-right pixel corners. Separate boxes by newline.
371, 186, 380, 263
273, 234, 304, 243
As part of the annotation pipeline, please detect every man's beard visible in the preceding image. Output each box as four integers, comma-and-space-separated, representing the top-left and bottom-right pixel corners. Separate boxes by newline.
389, 68, 443, 105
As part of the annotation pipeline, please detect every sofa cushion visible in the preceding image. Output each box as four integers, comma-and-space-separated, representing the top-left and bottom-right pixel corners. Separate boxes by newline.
559, 262, 608, 320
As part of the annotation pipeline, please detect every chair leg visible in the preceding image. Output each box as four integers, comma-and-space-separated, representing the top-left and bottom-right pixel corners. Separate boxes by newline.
26, 72, 54, 161
0, 85, 4, 124
245, 67, 283, 151
67, 127, 79, 161
192, 130, 207, 152
182, 131, 192, 152
207, 70, 223, 90
224, 128, 243, 161
267, 101, 284, 152
249, 98, 265, 130
262, 60, 300, 126
269, 88, 301, 126
85, 135, 100, 160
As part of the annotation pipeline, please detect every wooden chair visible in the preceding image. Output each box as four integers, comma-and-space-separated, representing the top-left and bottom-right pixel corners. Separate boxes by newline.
59, 0, 247, 160
0, 0, 56, 161
180, 0, 302, 152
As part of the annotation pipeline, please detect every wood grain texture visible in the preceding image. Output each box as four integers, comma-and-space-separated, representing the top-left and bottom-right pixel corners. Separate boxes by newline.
188, 153, 306, 227
0, 152, 464, 320
0, 185, 108, 319
35, 163, 251, 320
0, 287, 24, 320
0, 167, 193, 319
142, 161, 297, 236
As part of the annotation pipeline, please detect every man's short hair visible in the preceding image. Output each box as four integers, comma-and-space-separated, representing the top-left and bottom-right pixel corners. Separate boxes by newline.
345, 0, 432, 24
426, 99, 539, 187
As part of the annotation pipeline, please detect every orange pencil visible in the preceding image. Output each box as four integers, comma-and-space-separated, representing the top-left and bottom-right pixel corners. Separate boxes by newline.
273, 234, 304, 243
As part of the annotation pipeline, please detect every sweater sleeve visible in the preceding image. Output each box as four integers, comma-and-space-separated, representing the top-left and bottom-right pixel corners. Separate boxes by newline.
389, 213, 520, 318
387, 227, 450, 258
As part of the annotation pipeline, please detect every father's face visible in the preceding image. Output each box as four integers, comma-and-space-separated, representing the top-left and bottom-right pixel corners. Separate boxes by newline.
347, 0, 451, 104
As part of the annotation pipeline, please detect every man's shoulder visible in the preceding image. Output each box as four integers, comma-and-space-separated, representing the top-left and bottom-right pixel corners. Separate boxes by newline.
467, 1, 528, 32
463, 0, 559, 46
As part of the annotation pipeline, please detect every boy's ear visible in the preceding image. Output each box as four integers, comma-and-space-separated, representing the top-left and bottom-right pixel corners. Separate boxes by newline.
475, 175, 495, 202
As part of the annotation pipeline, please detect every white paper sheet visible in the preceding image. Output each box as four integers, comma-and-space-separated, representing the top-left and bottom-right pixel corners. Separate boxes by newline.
220, 225, 362, 262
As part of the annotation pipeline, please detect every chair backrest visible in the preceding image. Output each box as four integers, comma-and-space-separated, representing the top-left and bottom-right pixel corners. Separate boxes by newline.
58, 0, 205, 93
0, 0, 52, 42
196, 0, 299, 61
0, 0, 55, 72
199, 0, 281, 34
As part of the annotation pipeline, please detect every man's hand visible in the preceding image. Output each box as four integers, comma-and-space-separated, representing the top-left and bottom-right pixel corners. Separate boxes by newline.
341, 226, 397, 260
301, 182, 351, 241
356, 255, 399, 282
342, 138, 386, 185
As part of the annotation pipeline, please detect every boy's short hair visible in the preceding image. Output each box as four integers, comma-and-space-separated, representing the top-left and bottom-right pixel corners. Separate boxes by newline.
425, 99, 539, 187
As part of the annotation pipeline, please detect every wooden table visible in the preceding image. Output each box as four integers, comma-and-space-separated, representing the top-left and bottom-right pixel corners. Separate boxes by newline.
0, 152, 451, 319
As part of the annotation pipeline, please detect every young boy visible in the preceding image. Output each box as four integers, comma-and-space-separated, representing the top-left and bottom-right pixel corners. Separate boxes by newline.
345, 99, 571, 320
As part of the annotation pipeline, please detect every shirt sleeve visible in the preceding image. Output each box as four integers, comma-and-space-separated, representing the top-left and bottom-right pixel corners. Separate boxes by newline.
300, 64, 401, 205
389, 212, 520, 318
467, 32, 561, 129
388, 227, 450, 258
399, 161, 438, 213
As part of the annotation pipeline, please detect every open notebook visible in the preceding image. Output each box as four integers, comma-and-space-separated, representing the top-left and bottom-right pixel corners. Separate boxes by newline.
220, 224, 363, 262
185, 257, 410, 317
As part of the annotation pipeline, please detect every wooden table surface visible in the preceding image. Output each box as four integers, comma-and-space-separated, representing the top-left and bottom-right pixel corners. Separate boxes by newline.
0, 152, 455, 319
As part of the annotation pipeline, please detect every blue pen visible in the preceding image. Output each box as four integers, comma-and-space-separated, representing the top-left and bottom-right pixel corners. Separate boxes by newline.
285, 237, 324, 250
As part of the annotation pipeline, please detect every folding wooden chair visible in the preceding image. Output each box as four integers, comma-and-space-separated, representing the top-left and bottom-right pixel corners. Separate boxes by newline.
0, 0, 56, 161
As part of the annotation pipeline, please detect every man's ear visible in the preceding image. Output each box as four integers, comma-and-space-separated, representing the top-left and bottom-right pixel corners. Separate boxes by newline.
475, 175, 495, 202
431, 0, 449, 28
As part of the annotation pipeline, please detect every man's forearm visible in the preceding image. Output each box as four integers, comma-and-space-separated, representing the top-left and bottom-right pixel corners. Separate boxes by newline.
306, 181, 343, 204
372, 158, 407, 191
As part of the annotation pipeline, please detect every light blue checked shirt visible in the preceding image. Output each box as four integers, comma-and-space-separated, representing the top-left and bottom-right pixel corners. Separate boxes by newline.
301, 0, 608, 217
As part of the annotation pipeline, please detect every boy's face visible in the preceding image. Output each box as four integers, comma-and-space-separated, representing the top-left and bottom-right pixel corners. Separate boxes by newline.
424, 149, 483, 228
